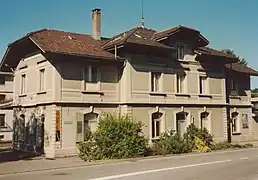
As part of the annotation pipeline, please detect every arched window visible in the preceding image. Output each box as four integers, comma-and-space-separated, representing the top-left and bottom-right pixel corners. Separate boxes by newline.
84, 112, 98, 140
151, 112, 163, 138
176, 112, 188, 136
200, 112, 210, 131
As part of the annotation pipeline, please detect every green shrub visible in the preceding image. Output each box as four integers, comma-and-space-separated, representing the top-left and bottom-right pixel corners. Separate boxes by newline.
151, 130, 190, 155
193, 136, 211, 153
78, 113, 148, 161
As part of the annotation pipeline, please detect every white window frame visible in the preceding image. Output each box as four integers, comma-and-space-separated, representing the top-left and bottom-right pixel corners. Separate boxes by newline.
176, 74, 186, 94
231, 111, 241, 134
199, 76, 209, 94
173, 109, 191, 136
199, 111, 211, 133
150, 72, 162, 92
39, 68, 45, 92
21, 74, 26, 94
149, 108, 165, 140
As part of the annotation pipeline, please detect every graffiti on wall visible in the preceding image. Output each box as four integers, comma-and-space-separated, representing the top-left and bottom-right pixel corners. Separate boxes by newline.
13, 106, 45, 154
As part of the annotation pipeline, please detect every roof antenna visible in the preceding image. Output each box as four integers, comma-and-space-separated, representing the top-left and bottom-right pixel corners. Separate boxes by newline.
141, 0, 145, 28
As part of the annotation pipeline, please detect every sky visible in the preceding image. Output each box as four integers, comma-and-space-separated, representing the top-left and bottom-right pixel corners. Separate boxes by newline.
0, 0, 258, 87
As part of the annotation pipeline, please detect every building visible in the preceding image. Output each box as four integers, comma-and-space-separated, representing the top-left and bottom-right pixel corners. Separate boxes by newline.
1, 8, 258, 158
0, 71, 13, 142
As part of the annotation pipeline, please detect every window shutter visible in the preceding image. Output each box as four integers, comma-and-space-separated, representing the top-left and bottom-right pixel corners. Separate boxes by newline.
76, 112, 84, 142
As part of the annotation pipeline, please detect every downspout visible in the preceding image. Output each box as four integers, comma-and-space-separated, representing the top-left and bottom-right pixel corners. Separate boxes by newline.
226, 63, 232, 143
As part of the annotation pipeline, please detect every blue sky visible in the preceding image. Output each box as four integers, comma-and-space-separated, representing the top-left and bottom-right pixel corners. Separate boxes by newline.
1, 0, 258, 87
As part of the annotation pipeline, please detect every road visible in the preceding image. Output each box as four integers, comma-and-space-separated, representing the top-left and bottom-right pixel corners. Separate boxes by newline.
1, 148, 258, 180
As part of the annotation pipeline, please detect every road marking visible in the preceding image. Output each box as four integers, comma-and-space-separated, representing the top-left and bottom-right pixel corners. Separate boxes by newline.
240, 157, 249, 160
88, 159, 232, 180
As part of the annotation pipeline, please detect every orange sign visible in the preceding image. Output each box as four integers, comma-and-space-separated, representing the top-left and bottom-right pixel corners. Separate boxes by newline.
56, 110, 61, 131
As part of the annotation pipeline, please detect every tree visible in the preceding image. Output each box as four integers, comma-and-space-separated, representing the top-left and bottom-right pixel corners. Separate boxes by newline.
252, 88, 258, 93
221, 49, 248, 66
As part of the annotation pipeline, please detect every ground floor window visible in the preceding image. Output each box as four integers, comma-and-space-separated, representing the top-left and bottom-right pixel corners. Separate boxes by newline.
242, 114, 249, 129
200, 112, 209, 131
231, 112, 239, 133
176, 112, 188, 136
151, 112, 162, 138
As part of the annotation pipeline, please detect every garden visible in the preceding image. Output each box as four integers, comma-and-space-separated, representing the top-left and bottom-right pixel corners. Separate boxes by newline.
78, 113, 253, 162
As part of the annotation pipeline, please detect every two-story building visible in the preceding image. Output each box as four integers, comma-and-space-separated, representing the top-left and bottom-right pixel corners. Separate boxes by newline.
1, 8, 258, 158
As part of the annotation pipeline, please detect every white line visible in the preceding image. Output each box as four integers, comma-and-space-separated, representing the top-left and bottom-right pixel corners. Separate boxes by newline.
240, 157, 249, 160
88, 159, 232, 180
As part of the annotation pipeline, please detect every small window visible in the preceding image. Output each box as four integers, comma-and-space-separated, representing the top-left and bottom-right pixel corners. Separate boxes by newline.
21, 74, 26, 94
176, 112, 187, 136
39, 69, 45, 91
230, 79, 238, 91
0, 75, 5, 85
177, 45, 185, 60
151, 72, 161, 92
231, 112, 239, 133
176, 74, 185, 93
0, 114, 5, 128
85, 66, 98, 83
200, 112, 209, 130
199, 76, 208, 94
242, 114, 249, 129
151, 112, 162, 138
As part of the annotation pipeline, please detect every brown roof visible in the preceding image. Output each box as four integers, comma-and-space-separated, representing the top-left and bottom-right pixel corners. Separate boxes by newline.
9, 29, 117, 60
225, 63, 258, 76
102, 27, 174, 50
196, 46, 236, 59
152, 25, 200, 40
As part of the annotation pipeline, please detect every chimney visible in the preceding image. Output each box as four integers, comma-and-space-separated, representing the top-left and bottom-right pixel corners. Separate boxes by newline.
92, 8, 101, 40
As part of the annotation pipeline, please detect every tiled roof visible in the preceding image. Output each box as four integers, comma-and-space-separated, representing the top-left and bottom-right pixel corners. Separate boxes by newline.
225, 63, 258, 76
11, 29, 117, 60
102, 27, 174, 50
196, 46, 236, 59
152, 25, 200, 40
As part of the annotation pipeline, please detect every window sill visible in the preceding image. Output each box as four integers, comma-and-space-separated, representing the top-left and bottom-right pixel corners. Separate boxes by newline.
175, 93, 190, 97
149, 92, 167, 96
232, 132, 241, 135
37, 91, 47, 95
18, 94, 27, 97
199, 94, 212, 98
229, 95, 241, 100
81, 91, 104, 95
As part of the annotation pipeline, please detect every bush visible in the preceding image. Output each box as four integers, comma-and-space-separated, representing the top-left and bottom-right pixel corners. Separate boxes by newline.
209, 141, 254, 151
193, 136, 211, 153
78, 113, 148, 161
151, 130, 190, 155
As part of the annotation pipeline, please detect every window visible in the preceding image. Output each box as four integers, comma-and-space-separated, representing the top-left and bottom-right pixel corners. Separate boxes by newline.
176, 112, 187, 136
200, 112, 209, 130
199, 76, 208, 94
0, 114, 5, 128
177, 45, 185, 59
85, 66, 98, 83
231, 112, 239, 133
151, 72, 161, 92
176, 74, 185, 93
242, 114, 249, 129
21, 74, 26, 94
0, 75, 5, 85
230, 79, 238, 91
39, 69, 45, 91
151, 112, 162, 138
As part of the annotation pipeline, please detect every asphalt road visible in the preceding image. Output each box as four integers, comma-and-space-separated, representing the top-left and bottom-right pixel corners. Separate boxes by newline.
1, 148, 258, 180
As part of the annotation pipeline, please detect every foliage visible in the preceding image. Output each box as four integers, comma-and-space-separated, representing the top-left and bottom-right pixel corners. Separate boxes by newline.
209, 141, 254, 150
221, 49, 248, 66
252, 88, 258, 94
193, 136, 211, 153
151, 130, 190, 155
78, 113, 148, 161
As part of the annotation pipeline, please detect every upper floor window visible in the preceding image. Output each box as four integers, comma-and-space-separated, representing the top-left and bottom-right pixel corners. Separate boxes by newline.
177, 45, 185, 60
85, 66, 98, 83
0, 75, 5, 85
0, 114, 5, 128
230, 79, 238, 91
151, 72, 161, 92
176, 74, 186, 93
21, 74, 26, 94
39, 69, 45, 91
199, 76, 208, 94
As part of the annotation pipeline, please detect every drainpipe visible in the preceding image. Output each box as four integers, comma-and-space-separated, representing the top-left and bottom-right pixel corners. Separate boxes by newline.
226, 63, 232, 143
